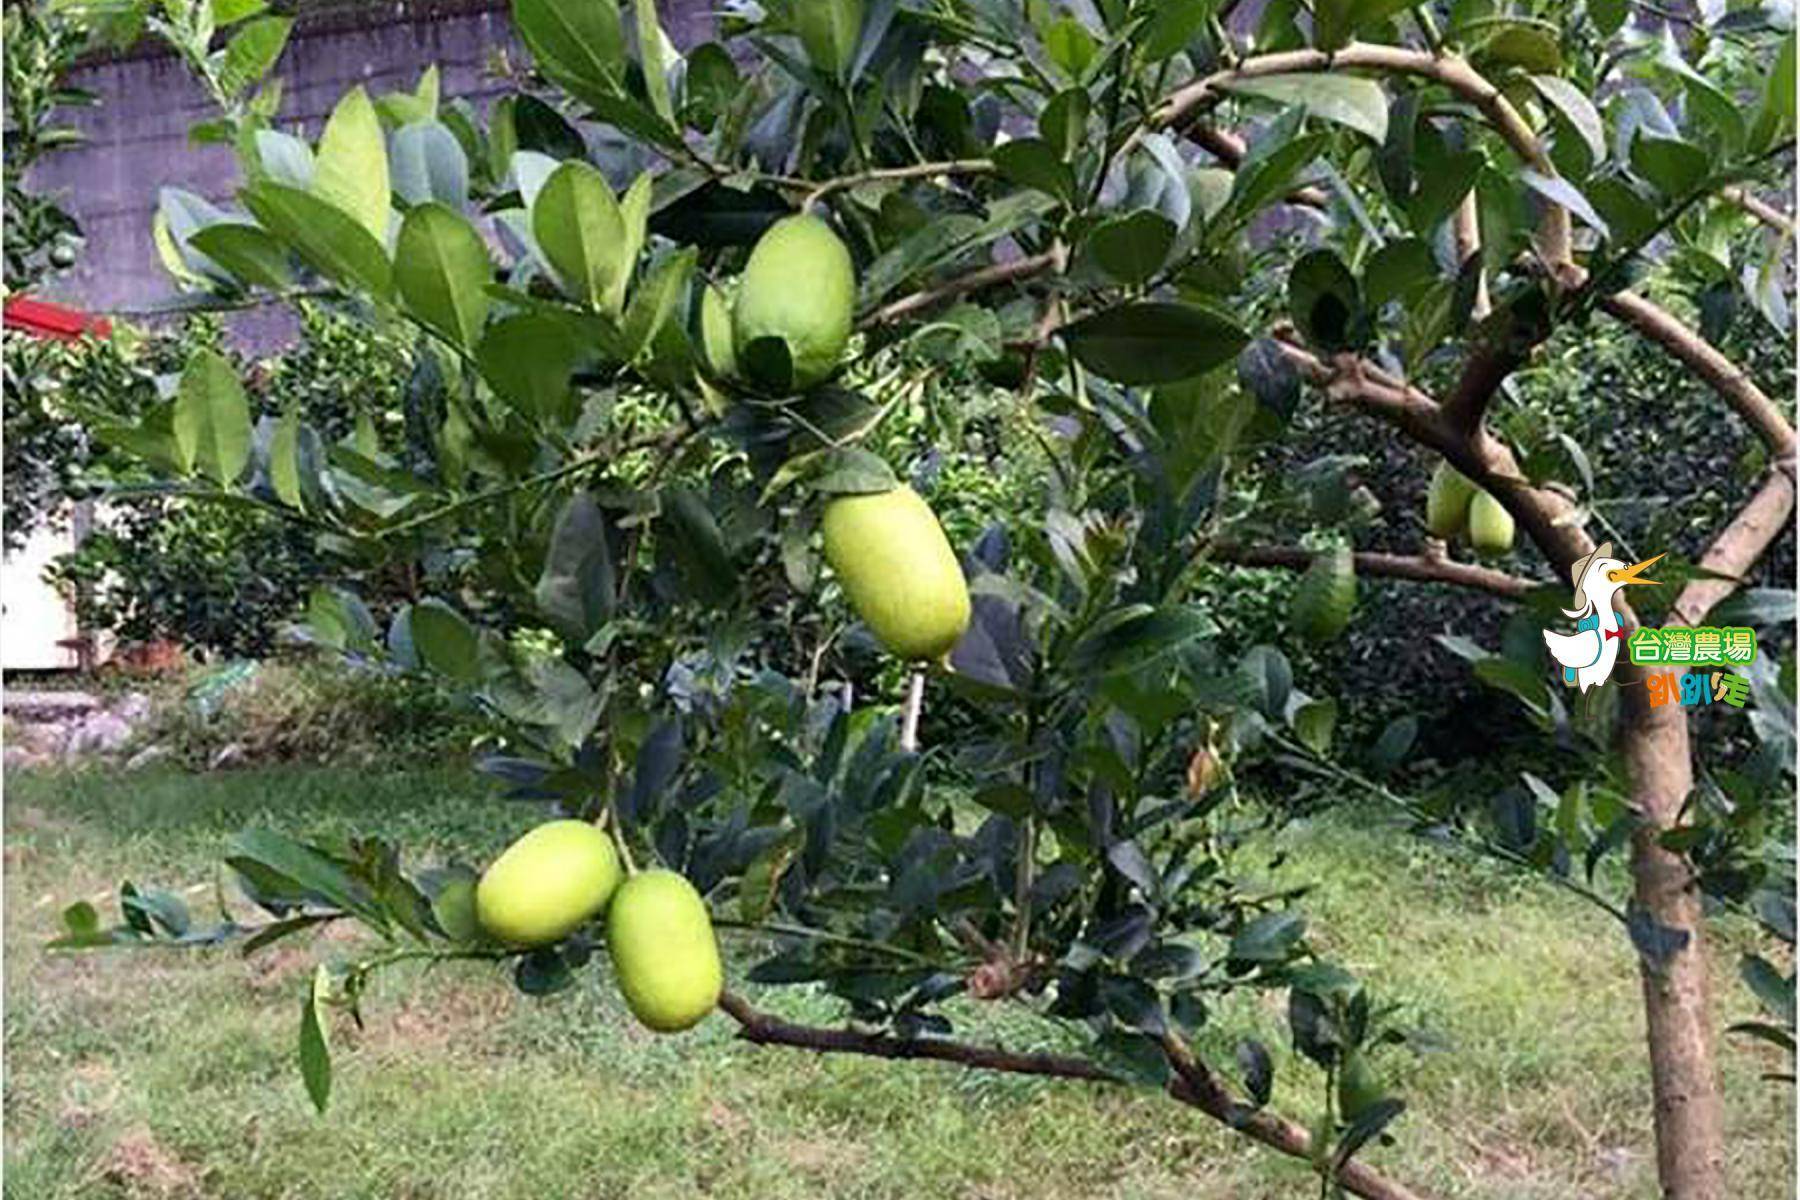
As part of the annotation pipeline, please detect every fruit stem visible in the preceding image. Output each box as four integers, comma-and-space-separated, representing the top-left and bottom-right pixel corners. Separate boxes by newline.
899, 669, 926, 752
608, 798, 640, 875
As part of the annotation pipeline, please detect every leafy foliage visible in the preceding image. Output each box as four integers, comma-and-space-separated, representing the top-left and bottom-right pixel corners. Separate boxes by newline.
40, 0, 1797, 1181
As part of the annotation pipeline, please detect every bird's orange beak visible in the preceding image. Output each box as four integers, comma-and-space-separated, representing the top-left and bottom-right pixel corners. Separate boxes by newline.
1607, 553, 1664, 587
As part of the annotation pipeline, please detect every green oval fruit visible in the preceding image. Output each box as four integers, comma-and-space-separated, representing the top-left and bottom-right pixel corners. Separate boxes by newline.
607, 870, 723, 1033
1425, 461, 1476, 540
698, 282, 737, 381
1291, 542, 1357, 644
1337, 1051, 1385, 1121
732, 214, 854, 391
476, 820, 621, 948
1468, 490, 1516, 556
821, 485, 972, 662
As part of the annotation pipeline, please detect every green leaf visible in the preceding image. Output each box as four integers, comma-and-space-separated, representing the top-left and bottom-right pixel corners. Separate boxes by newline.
475, 311, 598, 424
395, 203, 492, 349
992, 137, 1077, 206
1043, 15, 1098, 80
219, 15, 291, 97
534, 493, 616, 642
1062, 301, 1250, 385
512, 0, 624, 101
1138, 0, 1213, 62
808, 446, 898, 495
1530, 75, 1605, 164
1470, 19, 1562, 74
1227, 126, 1330, 221
1520, 170, 1610, 238
1630, 134, 1709, 198
1086, 210, 1176, 286
390, 121, 470, 209
1229, 910, 1305, 963
242, 181, 393, 297
1290, 543, 1355, 643
299, 964, 332, 1113
311, 86, 390, 241
795, 0, 863, 78
1292, 697, 1337, 755
613, 172, 653, 314
1741, 955, 1795, 1025
1040, 88, 1090, 161
634, 0, 675, 124
173, 349, 252, 485
270, 404, 303, 509
1222, 74, 1387, 142
621, 245, 695, 361
533, 161, 627, 311
1287, 249, 1365, 351
1362, 236, 1435, 307
186, 223, 292, 289
411, 598, 481, 682
1590, 0, 1627, 37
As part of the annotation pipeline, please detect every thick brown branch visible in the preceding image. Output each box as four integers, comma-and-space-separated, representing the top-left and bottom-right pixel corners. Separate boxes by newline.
718, 991, 1428, 1200
1148, 43, 1570, 268
1669, 469, 1798, 628
1211, 543, 1533, 598
1272, 334, 1599, 577
1598, 290, 1798, 461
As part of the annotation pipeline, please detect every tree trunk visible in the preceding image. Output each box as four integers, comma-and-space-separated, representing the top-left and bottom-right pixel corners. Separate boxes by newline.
1619, 667, 1727, 1200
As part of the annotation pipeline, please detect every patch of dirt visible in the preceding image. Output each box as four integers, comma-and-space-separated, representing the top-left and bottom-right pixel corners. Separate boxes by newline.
240, 920, 362, 992
102, 1126, 202, 1198
354, 982, 515, 1057
704, 1098, 750, 1139
774, 1131, 869, 1176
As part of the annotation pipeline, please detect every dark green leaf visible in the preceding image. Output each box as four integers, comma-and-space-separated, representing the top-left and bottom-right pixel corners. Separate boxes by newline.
535, 493, 616, 642
1062, 302, 1250, 385
1086, 210, 1176, 286
395, 203, 492, 348
242, 181, 393, 297
299, 965, 332, 1113
411, 598, 481, 682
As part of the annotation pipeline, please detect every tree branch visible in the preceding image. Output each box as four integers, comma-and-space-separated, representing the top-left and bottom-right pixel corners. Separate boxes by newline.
802, 159, 995, 212
1597, 290, 1798, 461
1720, 185, 1795, 236
717, 991, 1429, 1200
1146, 43, 1571, 270
1668, 469, 1798, 629
859, 248, 1064, 328
1210, 542, 1534, 598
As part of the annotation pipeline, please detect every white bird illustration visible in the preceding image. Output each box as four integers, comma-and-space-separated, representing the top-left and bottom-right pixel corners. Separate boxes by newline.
1543, 542, 1663, 693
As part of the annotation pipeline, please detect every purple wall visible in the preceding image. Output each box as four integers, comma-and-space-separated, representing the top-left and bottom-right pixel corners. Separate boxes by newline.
29, 0, 712, 340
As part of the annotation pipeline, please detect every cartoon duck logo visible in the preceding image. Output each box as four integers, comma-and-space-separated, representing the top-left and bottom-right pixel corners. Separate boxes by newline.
1542, 542, 1664, 693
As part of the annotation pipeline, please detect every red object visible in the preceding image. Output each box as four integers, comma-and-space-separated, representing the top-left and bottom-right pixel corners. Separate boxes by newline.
3, 296, 112, 341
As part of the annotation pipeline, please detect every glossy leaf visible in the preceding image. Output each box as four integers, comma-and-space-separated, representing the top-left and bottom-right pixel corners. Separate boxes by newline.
395, 203, 492, 348
174, 349, 252, 485
1062, 302, 1249, 385
311, 86, 390, 241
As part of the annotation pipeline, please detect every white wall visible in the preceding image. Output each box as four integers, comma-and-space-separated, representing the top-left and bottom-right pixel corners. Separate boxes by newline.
1, 517, 80, 671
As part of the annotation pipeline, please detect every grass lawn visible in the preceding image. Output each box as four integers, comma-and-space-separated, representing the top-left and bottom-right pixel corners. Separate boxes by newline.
4, 765, 1792, 1199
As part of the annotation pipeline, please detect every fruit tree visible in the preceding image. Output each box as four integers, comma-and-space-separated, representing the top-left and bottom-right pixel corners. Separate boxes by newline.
46, 2, 1795, 1198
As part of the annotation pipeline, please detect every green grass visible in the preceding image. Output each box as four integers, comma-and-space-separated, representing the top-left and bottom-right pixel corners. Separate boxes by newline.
4, 766, 1791, 1199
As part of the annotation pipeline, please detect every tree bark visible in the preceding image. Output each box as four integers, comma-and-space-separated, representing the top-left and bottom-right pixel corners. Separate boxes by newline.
1618, 672, 1727, 1200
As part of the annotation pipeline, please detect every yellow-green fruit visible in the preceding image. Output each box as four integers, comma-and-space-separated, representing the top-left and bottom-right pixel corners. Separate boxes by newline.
607, 870, 723, 1033
476, 820, 621, 947
698, 282, 737, 381
1337, 1052, 1385, 1120
821, 485, 972, 662
1425, 461, 1476, 540
1468, 490, 1516, 556
732, 214, 854, 391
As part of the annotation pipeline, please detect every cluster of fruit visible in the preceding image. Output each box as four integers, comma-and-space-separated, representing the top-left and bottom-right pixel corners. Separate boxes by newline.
476, 820, 723, 1032
470, 215, 980, 1030
1424, 461, 1515, 555
720, 213, 974, 664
